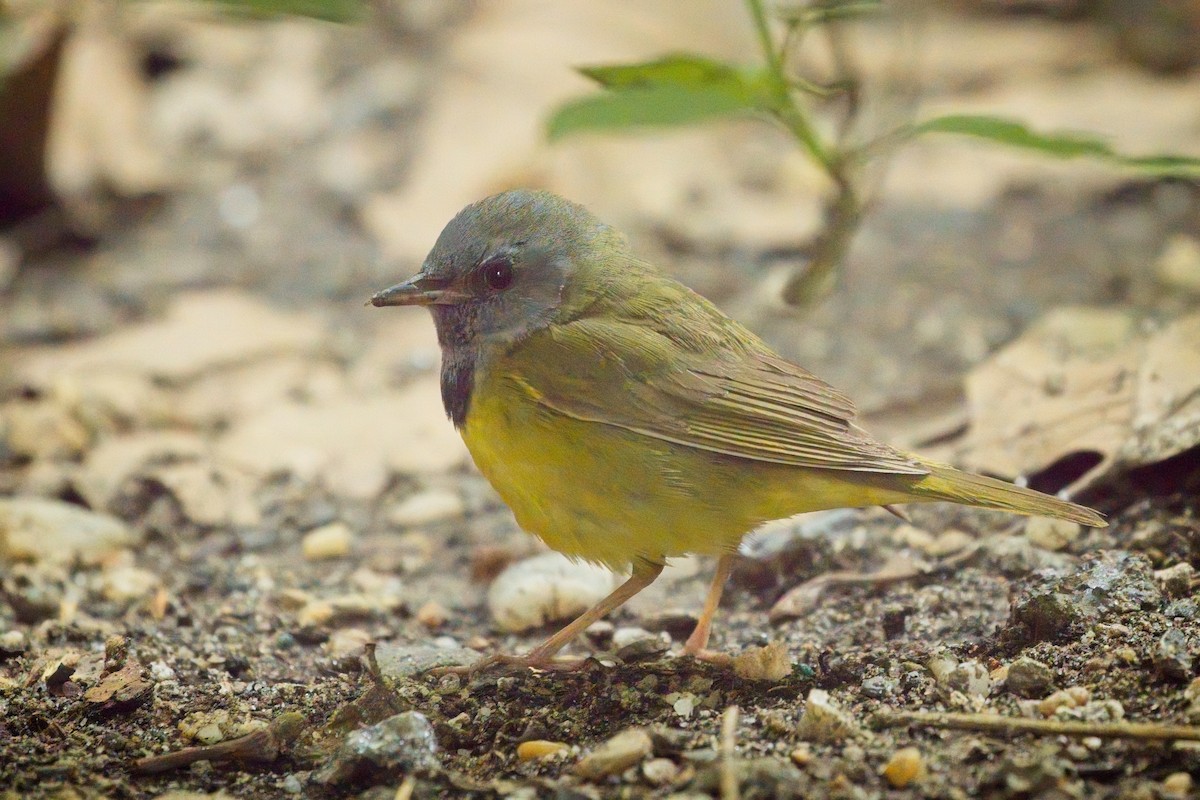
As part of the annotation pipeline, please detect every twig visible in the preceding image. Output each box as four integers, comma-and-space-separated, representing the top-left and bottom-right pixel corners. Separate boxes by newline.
873, 710, 1200, 742
720, 705, 741, 800
132, 712, 305, 774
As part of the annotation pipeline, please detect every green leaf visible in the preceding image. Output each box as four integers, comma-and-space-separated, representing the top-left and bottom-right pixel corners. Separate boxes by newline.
578, 53, 750, 91
909, 114, 1200, 175
547, 54, 778, 141
206, 0, 363, 22
548, 84, 766, 141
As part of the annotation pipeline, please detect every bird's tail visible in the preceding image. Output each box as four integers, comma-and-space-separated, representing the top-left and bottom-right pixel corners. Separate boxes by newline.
910, 461, 1106, 527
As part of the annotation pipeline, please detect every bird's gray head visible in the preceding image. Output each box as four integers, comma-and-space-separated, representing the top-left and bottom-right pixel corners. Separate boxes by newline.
370, 189, 618, 351
370, 189, 624, 427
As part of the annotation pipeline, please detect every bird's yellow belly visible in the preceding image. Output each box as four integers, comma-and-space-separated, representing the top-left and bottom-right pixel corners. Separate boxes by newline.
459, 368, 912, 571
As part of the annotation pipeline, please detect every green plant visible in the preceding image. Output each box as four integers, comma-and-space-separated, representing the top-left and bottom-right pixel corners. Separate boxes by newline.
547, 0, 1200, 306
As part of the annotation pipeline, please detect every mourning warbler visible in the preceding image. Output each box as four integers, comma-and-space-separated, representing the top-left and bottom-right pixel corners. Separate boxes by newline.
370, 189, 1105, 670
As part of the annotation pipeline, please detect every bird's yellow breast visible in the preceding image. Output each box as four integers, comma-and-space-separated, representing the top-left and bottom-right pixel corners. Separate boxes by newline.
458, 358, 911, 571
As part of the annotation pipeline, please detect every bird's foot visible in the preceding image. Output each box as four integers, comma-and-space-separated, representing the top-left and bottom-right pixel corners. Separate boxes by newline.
683, 647, 733, 668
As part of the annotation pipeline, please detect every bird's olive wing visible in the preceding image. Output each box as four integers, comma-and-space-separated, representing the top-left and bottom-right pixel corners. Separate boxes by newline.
503, 318, 927, 475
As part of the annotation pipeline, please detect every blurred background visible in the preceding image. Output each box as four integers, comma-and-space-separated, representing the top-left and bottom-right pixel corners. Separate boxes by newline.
2, 1, 1200, 796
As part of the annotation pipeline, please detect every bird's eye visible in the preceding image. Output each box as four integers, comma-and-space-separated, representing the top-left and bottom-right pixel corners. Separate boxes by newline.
482, 257, 514, 291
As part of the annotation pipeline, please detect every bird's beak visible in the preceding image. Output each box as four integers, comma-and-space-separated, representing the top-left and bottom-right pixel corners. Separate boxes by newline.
369, 273, 467, 307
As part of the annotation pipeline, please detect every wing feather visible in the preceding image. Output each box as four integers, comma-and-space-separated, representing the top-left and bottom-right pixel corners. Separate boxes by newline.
502, 313, 926, 475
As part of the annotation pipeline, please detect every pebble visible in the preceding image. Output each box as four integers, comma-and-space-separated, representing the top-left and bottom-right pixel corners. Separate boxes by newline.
373, 643, 482, 679
1037, 686, 1090, 717
882, 747, 926, 788
1162, 771, 1194, 799
860, 675, 895, 699
795, 689, 861, 743
926, 653, 959, 684
387, 489, 464, 528
486, 552, 619, 632
641, 757, 679, 786
671, 693, 697, 718
927, 528, 973, 557
945, 660, 991, 698
789, 744, 812, 766
0, 630, 28, 655
1024, 517, 1080, 552
1154, 563, 1195, 598
318, 711, 438, 785
0, 497, 139, 566
325, 628, 372, 660
100, 565, 162, 602
301, 522, 353, 561
415, 600, 449, 629
611, 627, 670, 660
1155, 233, 1200, 294
573, 728, 653, 779
516, 740, 569, 761
1006, 657, 1056, 697
1154, 627, 1194, 682
1185, 678, 1200, 722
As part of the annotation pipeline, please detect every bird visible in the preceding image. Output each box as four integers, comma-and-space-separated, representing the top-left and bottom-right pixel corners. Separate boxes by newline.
370, 188, 1105, 672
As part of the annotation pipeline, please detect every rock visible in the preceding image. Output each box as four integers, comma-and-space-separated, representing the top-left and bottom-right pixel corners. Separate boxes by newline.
1024, 517, 1080, 552
795, 689, 862, 743
317, 711, 438, 785
1163, 771, 1194, 798
927, 528, 973, 557
0, 630, 28, 656
611, 627, 670, 660
516, 740, 569, 761
486, 552, 619, 633
945, 660, 992, 698
302, 522, 353, 561
0, 497, 139, 566
1006, 657, 1056, 698
927, 652, 959, 684
415, 600, 449, 629
1154, 563, 1195, 598
387, 489, 464, 528
373, 643, 482, 680
1010, 551, 1161, 643
860, 675, 895, 699
882, 747, 926, 788
1156, 234, 1200, 294
1037, 686, 1090, 717
573, 728, 652, 780
641, 757, 679, 786
325, 628, 372, 661
100, 564, 161, 602
1154, 627, 1194, 682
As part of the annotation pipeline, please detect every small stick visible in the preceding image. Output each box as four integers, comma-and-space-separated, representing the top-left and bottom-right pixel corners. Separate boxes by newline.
132, 712, 305, 774
720, 705, 740, 800
873, 710, 1200, 742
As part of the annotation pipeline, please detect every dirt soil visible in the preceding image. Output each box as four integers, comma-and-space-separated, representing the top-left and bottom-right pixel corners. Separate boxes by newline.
2, 3, 1200, 799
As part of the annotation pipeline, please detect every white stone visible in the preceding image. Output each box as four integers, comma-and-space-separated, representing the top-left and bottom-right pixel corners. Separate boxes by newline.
486, 552, 620, 633
0, 497, 138, 565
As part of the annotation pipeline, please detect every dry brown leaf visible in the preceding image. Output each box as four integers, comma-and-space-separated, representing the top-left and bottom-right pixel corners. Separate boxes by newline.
927, 308, 1200, 491
215, 378, 468, 498
17, 290, 326, 387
